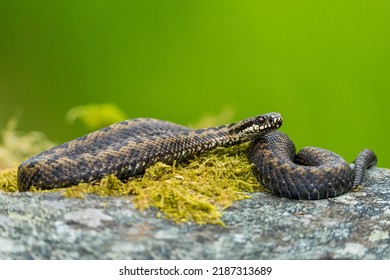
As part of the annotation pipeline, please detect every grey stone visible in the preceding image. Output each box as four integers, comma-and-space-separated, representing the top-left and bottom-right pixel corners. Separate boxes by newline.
0, 167, 389, 259
64, 208, 114, 228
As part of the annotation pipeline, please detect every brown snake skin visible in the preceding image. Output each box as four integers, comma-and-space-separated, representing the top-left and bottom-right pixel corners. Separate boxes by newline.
17, 112, 377, 199
17, 113, 282, 191
247, 131, 377, 199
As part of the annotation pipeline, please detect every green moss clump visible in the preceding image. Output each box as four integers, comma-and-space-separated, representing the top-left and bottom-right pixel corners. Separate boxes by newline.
61, 144, 264, 225
0, 144, 265, 226
0, 117, 54, 169
0, 168, 18, 192
66, 103, 127, 130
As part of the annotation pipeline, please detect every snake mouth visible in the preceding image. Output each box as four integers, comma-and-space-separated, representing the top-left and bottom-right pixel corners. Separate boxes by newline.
237, 112, 283, 137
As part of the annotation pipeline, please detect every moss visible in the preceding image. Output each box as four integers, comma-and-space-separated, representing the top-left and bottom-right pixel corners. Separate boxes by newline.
60, 144, 264, 225
66, 103, 128, 130
0, 143, 265, 225
0, 117, 54, 169
0, 168, 18, 192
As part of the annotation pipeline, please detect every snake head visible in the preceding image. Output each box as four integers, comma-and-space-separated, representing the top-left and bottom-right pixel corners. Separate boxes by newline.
231, 112, 283, 139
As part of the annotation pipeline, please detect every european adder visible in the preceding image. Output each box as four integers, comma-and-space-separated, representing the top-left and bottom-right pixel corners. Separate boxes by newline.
17, 112, 377, 199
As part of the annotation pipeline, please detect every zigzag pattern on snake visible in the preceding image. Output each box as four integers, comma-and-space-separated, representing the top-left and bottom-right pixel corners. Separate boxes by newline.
17, 112, 377, 199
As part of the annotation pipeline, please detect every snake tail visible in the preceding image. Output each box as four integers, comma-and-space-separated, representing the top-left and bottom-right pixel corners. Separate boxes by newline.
248, 131, 377, 200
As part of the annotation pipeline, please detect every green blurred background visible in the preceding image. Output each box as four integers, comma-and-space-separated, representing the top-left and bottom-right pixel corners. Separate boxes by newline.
0, 0, 389, 167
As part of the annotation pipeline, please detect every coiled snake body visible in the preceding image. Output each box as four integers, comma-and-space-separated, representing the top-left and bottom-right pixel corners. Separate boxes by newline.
248, 131, 377, 199
17, 112, 377, 199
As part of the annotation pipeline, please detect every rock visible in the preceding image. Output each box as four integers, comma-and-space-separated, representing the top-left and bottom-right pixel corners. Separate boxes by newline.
64, 208, 114, 228
0, 167, 389, 259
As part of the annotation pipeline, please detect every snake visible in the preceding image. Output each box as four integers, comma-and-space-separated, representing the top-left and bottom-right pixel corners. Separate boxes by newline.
17, 112, 377, 199
247, 131, 377, 199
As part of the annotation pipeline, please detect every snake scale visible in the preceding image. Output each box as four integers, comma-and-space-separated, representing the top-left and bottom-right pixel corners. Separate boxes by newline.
17, 112, 377, 199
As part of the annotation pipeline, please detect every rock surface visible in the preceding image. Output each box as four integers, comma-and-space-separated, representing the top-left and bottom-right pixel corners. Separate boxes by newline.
0, 168, 389, 259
